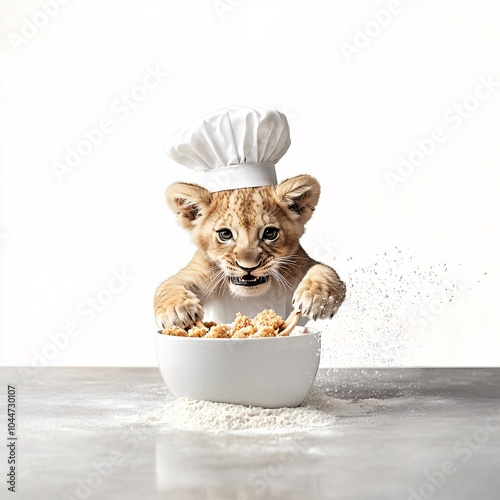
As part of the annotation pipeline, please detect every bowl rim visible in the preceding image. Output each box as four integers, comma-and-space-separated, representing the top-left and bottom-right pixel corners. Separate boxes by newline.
155, 326, 321, 342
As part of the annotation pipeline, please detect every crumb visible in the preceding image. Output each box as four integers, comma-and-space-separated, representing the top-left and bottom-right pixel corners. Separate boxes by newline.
253, 309, 284, 331
187, 326, 207, 338
232, 325, 257, 338
203, 321, 217, 329
232, 313, 253, 333
162, 326, 188, 337
205, 324, 232, 338
252, 326, 276, 338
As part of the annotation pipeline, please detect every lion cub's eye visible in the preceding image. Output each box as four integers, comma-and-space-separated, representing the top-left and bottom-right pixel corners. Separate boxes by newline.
263, 227, 279, 241
216, 228, 233, 242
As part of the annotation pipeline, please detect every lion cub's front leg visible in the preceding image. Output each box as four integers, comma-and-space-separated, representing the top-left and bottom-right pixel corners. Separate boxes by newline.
155, 284, 204, 329
154, 252, 209, 329
292, 263, 346, 321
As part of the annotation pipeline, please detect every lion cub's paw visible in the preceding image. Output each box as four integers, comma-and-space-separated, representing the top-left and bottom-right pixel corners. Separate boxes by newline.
292, 265, 346, 321
155, 287, 204, 329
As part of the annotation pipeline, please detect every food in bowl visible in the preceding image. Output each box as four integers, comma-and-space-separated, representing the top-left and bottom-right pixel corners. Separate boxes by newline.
160, 309, 292, 338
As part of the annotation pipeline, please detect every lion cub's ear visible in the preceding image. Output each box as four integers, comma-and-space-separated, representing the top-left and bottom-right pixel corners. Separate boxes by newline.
166, 182, 213, 230
275, 174, 320, 223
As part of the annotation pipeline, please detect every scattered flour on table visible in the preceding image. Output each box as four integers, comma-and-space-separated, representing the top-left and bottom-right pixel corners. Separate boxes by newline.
148, 387, 379, 434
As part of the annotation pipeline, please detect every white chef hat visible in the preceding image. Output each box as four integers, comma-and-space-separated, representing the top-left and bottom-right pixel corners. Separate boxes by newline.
164, 106, 291, 192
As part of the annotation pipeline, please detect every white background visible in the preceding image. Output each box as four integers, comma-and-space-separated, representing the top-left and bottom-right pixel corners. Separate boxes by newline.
1, 0, 499, 367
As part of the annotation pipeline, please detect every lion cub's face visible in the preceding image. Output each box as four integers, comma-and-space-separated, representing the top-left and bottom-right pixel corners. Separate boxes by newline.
166, 175, 320, 298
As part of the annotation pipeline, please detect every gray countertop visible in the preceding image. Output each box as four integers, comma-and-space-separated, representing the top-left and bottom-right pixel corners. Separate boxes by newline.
1, 367, 499, 500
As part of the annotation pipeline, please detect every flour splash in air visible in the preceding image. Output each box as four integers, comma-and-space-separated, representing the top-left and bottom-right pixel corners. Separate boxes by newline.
310, 248, 474, 367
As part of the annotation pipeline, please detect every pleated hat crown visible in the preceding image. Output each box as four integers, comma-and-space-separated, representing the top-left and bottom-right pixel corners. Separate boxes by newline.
164, 106, 291, 192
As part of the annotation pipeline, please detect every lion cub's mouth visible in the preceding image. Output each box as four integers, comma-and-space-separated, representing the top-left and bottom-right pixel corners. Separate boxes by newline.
230, 274, 269, 287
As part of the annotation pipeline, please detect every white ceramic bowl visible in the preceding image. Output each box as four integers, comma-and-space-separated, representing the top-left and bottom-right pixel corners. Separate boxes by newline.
156, 327, 321, 408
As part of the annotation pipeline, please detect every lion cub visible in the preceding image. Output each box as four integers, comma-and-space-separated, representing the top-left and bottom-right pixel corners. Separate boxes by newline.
154, 174, 345, 329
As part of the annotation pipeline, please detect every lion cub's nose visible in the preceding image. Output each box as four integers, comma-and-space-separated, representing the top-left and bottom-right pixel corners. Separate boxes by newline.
236, 261, 261, 273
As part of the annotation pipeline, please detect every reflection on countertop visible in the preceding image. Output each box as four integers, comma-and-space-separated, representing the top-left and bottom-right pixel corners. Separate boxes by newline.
2, 367, 500, 500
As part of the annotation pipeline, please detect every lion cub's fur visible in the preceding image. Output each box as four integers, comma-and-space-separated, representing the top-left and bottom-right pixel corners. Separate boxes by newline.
154, 174, 345, 328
